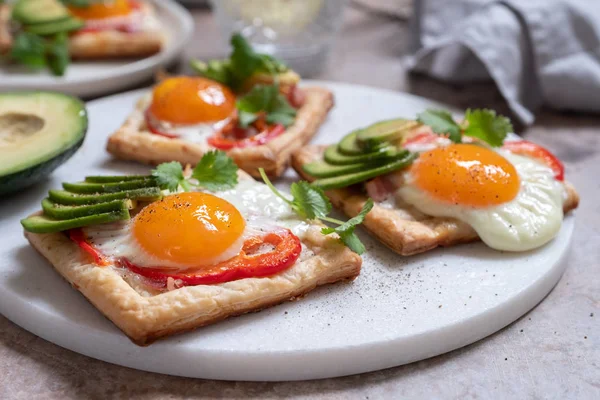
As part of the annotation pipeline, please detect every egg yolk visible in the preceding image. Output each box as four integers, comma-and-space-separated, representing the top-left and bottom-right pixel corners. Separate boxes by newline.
132, 192, 245, 266
69, 0, 132, 20
411, 144, 520, 207
148, 77, 236, 125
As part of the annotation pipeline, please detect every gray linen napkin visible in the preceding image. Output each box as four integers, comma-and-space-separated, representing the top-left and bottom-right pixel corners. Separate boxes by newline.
408, 0, 600, 124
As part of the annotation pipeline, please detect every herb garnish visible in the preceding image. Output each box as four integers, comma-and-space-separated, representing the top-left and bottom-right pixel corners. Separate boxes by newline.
259, 168, 373, 254
152, 151, 238, 192
417, 108, 513, 147
190, 33, 288, 91
10, 31, 70, 76
236, 84, 297, 128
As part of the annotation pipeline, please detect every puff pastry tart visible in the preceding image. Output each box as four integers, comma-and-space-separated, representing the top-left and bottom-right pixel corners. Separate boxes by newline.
67, 0, 163, 59
21, 157, 362, 345
292, 111, 579, 256
2, 1, 163, 61
107, 34, 333, 178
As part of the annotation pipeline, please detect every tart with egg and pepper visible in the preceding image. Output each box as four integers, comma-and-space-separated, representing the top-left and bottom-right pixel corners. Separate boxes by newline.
20, 151, 369, 345
106, 34, 333, 178
292, 109, 579, 255
0, 0, 163, 75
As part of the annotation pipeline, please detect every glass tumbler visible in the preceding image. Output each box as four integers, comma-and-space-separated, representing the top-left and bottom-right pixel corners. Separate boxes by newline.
209, 0, 347, 77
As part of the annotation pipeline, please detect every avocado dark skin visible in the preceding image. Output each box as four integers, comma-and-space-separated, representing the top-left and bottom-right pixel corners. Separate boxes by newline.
0, 136, 84, 196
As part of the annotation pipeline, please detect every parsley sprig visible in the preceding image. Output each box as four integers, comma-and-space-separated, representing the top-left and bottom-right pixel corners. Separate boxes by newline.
152, 151, 238, 193
190, 33, 288, 91
10, 32, 70, 76
236, 84, 297, 128
259, 168, 373, 254
417, 108, 513, 147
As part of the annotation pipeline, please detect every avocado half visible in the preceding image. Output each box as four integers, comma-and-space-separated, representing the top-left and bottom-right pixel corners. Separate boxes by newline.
0, 91, 88, 195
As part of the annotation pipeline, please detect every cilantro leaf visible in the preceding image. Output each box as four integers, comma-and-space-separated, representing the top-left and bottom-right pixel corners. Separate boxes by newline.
191, 34, 289, 91
230, 33, 264, 88
417, 109, 461, 143
236, 84, 297, 128
10, 32, 72, 76
289, 181, 332, 219
266, 93, 297, 126
10, 32, 47, 69
191, 150, 238, 191
152, 161, 185, 192
46, 33, 69, 77
338, 231, 365, 255
463, 108, 512, 147
321, 199, 373, 255
321, 198, 373, 235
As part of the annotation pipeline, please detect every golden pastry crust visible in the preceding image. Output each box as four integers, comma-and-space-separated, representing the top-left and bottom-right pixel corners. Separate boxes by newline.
68, 2, 163, 59
69, 30, 163, 60
23, 173, 361, 345
292, 145, 580, 256
106, 87, 334, 178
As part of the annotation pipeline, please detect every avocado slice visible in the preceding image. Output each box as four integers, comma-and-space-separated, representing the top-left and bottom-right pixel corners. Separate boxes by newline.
303, 160, 384, 179
357, 119, 419, 150
12, 0, 71, 25
49, 187, 162, 205
63, 178, 158, 194
324, 144, 406, 166
0, 92, 87, 196
85, 175, 151, 183
312, 153, 418, 190
21, 209, 131, 234
25, 17, 84, 35
41, 198, 134, 220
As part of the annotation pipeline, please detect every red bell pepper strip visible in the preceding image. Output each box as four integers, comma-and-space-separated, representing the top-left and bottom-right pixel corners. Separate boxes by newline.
70, 228, 302, 287
207, 124, 286, 150
503, 140, 564, 181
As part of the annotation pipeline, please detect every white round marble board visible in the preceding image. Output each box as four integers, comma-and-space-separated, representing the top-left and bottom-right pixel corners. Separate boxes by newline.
0, 0, 193, 98
0, 82, 575, 381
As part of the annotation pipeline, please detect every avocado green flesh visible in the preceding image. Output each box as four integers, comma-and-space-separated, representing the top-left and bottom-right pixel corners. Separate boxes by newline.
49, 187, 162, 205
0, 91, 88, 195
41, 198, 133, 220
324, 144, 408, 166
12, 0, 71, 25
25, 17, 84, 35
85, 175, 151, 183
338, 130, 366, 155
303, 160, 385, 179
339, 130, 387, 155
312, 153, 418, 190
357, 119, 419, 150
63, 178, 157, 194
21, 209, 130, 234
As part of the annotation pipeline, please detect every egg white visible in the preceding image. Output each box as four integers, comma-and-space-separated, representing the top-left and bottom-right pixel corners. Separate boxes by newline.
80, 5, 160, 32
82, 180, 310, 270
145, 109, 232, 143
396, 150, 566, 251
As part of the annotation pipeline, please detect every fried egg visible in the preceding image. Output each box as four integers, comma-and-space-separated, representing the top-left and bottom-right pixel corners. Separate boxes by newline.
69, 0, 157, 32
82, 182, 309, 270
395, 144, 565, 251
145, 77, 236, 141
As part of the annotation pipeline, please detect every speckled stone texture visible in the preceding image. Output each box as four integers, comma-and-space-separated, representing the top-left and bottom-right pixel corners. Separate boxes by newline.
1, 7, 599, 400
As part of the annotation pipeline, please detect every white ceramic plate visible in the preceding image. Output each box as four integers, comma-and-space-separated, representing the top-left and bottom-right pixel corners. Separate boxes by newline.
0, 82, 574, 381
0, 0, 193, 98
